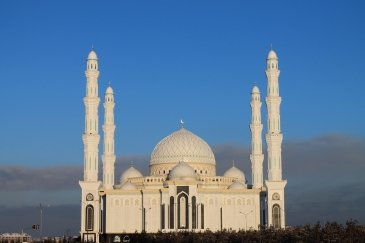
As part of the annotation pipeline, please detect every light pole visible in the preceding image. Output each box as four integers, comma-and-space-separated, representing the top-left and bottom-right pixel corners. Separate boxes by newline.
144, 207, 152, 232
239, 210, 253, 230
39, 203, 50, 242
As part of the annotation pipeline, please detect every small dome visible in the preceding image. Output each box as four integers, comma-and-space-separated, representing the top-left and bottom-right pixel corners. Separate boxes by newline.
267, 49, 278, 59
228, 181, 246, 189
120, 166, 143, 184
120, 181, 137, 190
252, 85, 260, 94
87, 50, 98, 60
224, 166, 245, 182
106, 86, 113, 94
168, 161, 196, 180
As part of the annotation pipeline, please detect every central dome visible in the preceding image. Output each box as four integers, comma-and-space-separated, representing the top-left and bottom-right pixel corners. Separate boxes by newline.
151, 128, 215, 165
149, 128, 216, 176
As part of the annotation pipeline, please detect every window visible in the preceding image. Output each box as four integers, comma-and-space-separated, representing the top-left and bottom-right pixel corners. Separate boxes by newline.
273, 204, 281, 229
161, 204, 165, 229
179, 196, 187, 228
169, 196, 174, 229
85, 205, 94, 231
192, 197, 196, 229
201, 204, 204, 229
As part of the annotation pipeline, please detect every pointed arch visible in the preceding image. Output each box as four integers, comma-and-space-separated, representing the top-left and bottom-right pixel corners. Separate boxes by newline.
273, 204, 281, 229
85, 205, 94, 231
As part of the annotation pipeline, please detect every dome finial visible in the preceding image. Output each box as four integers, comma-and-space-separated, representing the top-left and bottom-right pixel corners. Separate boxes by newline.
180, 119, 184, 128
270, 43, 273, 50
232, 160, 235, 167
130, 161, 134, 167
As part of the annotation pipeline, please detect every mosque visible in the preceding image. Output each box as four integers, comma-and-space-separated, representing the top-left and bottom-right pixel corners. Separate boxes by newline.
79, 48, 287, 242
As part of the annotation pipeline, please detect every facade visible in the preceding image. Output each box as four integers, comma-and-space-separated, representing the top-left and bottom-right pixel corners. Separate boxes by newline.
79, 49, 287, 242
0, 233, 31, 243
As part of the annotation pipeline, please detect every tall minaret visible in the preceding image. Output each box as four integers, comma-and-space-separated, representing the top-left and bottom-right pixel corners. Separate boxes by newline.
265, 48, 287, 229
102, 85, 116, 189
83, 50, 101, 182
250, 85, 264, 189
80, 49, 102, 243
265, 48, 282, 181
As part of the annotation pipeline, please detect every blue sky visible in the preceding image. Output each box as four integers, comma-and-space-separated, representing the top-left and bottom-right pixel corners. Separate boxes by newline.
0, 0, 365, 236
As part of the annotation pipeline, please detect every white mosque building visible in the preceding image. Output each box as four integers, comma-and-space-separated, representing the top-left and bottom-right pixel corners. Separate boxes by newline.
79, 49, 287, 242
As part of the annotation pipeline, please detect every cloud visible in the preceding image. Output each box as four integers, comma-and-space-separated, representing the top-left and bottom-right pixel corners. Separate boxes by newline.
115, 154, 150, 177
211, 134, 365, 225
2, 133, 363, 192
0, 165, 82, 191
0, 204, 79, 237
212, 144, 251, 177
212, 134, 365, 184
286, 182, 365, 226
283, 134, 365, 176
0, 134, 364, 235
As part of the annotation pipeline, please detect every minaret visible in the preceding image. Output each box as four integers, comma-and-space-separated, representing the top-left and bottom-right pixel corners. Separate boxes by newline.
79, 49, 102, 243
82, 50, 101, 182
265, 48, 287, 229
250, 85, 264, 189
102, 85, 116, 189
265, 48, 282, 181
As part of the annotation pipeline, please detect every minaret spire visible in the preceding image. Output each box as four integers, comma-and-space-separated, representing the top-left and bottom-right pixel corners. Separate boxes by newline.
250, 85, 264, 189
102, 85, 116, 189
82, 49, 100, 182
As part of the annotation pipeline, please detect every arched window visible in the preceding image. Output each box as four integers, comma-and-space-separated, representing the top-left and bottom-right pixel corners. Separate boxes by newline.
85, 205, 94, 231
177, 193, 189, 229
273, 204, 281, 229
179, 196, 187, 228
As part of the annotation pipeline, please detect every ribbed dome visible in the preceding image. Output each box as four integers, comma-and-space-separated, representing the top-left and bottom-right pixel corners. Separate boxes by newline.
120, 166, 143, 184
150, 128, 216, 166
224, 166, 245, 182
87, 50, 98, 60
228, 180, 246, 189
120, 181, 137, 190
168, 161, 197, 180
267, 49, 278, 59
